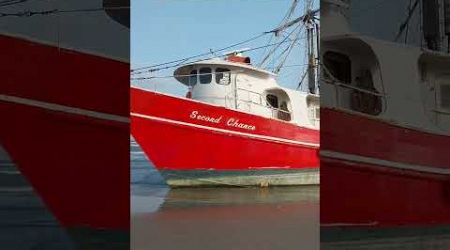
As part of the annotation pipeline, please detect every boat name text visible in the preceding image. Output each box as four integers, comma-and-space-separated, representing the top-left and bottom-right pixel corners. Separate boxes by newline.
190, 111, 256, 131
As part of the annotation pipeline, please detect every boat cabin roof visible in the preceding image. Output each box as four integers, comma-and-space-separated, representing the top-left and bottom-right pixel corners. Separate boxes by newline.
174, 58, 276, 85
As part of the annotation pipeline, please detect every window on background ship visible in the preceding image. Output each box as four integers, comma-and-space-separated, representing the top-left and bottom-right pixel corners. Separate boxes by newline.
439, 83, 450, 110
199, 67, 212, 84
323, 51, 351, 84
351, 70, 382, 116
215, 68, 231, 85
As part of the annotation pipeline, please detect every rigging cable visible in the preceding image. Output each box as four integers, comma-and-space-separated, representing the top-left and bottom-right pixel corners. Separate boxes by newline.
258, 21, 303, 68
274, 22, 304, 73
394, 0, 419, 42
131, 32, 268, 74
0, 6, 129, 18
0, 0, 29, 7
132, 34, 307, 75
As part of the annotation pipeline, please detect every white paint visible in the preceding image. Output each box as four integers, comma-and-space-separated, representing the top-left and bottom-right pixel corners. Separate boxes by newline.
0, 94, 129, 123
131, 112, 319, 148
321, 12, 450, 136
320, 150, 450, 175
0, 0, 129, 62
172, 58, 320, 130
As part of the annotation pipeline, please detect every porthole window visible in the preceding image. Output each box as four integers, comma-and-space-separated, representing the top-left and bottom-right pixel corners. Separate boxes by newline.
215, 68, 231, 85
199, 67, 212, 84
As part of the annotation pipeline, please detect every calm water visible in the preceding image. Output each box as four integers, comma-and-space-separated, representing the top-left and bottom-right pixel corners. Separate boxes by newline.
130, 139, 320, 250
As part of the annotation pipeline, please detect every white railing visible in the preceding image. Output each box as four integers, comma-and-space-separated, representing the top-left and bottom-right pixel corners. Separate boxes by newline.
232, 86, 292, 121
321, 66, 386, 115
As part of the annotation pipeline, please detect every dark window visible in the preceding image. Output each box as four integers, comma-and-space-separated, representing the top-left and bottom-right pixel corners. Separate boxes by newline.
441, 84, 450, 109
103, 0, 130, 28
266, 94, 279, 108
278, 101, 291, 121
215, 68, 231, 85
189, 70, 197, 86
323, 51, 351, 84
199, 67, 212, 84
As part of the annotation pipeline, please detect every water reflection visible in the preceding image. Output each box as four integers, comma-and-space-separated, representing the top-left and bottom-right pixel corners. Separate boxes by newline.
322, 227, 450, 249
0, 145, 128, 250
131, 186, 319, 250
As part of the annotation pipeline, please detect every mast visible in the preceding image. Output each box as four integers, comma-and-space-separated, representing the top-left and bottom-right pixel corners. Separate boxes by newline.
305, 8, 318, 94
264, 0, 320, 94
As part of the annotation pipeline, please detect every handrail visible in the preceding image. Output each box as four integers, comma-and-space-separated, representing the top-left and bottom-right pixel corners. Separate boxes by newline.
432, 108, 450, 115
232, 86, 292, 121
322, 77, 385, 97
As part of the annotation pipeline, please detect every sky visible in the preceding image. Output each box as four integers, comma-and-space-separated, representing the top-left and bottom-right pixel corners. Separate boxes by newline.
131, 0, 319, 96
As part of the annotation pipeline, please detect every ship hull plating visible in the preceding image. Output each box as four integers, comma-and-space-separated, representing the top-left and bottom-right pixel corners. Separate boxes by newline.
0, 35, 129, 229
321, 108, 450, 227
131, 87, 320, 187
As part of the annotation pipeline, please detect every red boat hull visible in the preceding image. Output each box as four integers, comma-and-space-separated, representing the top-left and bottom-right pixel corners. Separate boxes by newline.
0, 35, 129, 229
321, 108, 450, 227
131, 87, 319, 186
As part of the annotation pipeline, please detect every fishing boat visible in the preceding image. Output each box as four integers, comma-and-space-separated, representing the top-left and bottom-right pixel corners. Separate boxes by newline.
321, 0, 450, 229
131, 2, 320, 187
0, 0, 129, 230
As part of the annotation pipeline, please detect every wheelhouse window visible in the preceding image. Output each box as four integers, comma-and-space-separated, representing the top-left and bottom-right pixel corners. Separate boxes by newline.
188, 69, 197, 86
199, 67, 212, 84
215, 68, 231, 85
266, 94, 279, 108
439, 83, 450, 109
323, 51, 351, 84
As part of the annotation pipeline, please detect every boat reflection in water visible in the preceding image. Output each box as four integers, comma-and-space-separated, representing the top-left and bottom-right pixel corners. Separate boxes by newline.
131, 172, 319, 250
0, 146, 128, 250
322, 228, 450, 249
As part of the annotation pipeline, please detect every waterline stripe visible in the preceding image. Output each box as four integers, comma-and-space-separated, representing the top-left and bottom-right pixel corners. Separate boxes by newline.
0, 94, 129, 123
320, 150, 450, 175
131, 112, 319, 148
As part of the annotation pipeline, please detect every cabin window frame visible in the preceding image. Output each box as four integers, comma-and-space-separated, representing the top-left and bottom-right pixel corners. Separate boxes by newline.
437, 77, 450, 111
266, 94, 279, 108
199, 67, 212, 84
215, 67, 231, 85
323, 51, 352, 84
188, 69, 198, 86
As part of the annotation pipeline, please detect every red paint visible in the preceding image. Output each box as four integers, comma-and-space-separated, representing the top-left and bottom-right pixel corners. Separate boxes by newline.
226, 55, 251, 64
321, 108, 450, 227
131, 87, 319, 171
0, 35, 129, 229
321, 108, 450, 168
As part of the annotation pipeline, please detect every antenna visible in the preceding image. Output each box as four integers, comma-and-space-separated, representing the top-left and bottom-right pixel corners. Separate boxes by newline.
222, 48, 251, 57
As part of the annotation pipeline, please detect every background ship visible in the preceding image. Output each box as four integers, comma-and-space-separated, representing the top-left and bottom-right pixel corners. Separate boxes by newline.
0, 0, 130, 233
321, 0, 450, 234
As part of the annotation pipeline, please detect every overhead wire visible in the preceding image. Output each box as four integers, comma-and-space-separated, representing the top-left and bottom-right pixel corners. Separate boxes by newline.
0, 6, 129, 18
131, 32, 268, 74
131, 63, 309, 81
394, 0, 419, 42
0, 0, 29, 7
132, 34, 308, 76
